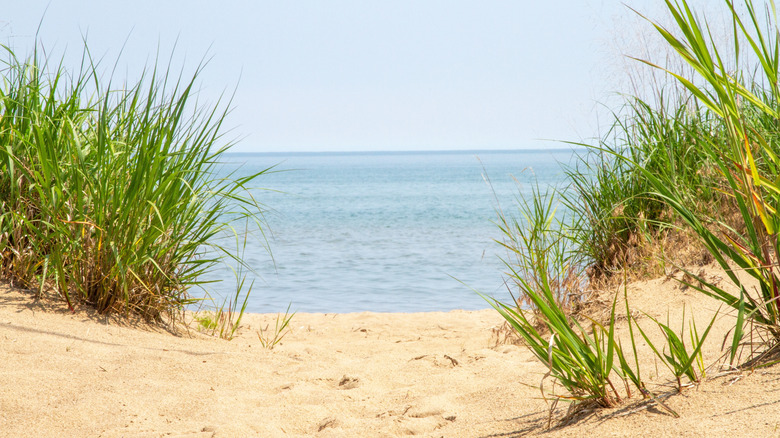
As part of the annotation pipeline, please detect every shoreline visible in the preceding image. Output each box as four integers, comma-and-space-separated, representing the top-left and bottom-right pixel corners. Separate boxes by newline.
2, 267, 780, 437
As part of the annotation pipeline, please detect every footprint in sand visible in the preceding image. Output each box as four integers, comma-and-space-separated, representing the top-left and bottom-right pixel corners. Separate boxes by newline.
104, 428, 216, 438
378, 396, 457, 435
317, 416, 339, 432
410, 354, 460, 368
337, 374, 360, 389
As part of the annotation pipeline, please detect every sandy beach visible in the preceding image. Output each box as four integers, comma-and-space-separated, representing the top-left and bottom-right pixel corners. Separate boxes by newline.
2, 265, 779, 437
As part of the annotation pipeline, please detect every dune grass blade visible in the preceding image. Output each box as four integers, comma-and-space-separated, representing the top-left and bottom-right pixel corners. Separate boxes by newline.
615, 281, 645, 399
203, 220, 273, 340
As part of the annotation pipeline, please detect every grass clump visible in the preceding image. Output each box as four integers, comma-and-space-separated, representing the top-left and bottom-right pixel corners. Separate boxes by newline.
484, 186, 643, 409
635, 306, 718, 391
487, 0, 780, 420
626, 0, 780, 361
565, 96, 721, 284
257, 304, 295, 350
494, 184, 589, 323
0, 42, 268, 324
562, 0, 780, 362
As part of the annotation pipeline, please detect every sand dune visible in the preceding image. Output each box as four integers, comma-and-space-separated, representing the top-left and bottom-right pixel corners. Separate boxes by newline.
1, 266, 779, 437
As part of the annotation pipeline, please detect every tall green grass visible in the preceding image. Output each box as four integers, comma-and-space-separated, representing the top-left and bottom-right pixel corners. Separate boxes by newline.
487, 0, 780, 417
0, 43, 268, 323
625, 0, 780, 360
557, 0, 780, 367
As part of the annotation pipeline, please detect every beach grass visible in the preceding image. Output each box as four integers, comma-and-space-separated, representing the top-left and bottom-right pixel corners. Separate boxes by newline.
634, 305, 718, 391
488, 0, 780, 417
0, 42, 268, 324
484, 186, 641, 408
561, 93, 722, 284
257, 303, 296, 350
568, 0, 780, 361
626, 0, 780, 359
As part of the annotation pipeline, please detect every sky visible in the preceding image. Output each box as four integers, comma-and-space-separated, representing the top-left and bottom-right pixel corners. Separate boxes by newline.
1, 1, 696, 152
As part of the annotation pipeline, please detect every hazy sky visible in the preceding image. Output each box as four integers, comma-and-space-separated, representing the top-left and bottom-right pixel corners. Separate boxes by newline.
3, 1, 677, 152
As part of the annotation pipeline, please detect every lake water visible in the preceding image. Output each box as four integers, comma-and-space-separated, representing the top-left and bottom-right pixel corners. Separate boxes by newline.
199, 149, 576, 313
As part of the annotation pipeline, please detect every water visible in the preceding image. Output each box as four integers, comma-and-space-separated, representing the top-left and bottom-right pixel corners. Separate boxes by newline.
199, 149, 576, 313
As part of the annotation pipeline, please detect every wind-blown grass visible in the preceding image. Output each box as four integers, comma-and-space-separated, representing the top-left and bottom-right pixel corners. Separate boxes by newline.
622, 0, 780, 362
0, 42, 268, 323
486, 0, 780, 420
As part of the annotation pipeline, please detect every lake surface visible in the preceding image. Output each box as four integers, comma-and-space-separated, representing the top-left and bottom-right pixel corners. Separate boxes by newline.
198, 149, 576, 313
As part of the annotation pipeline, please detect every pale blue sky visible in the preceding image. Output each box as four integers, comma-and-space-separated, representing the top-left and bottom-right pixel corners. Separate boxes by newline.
3, 1, 673, 152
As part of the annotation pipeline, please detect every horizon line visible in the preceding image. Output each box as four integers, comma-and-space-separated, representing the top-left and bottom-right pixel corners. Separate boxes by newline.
224, 146, 586, 155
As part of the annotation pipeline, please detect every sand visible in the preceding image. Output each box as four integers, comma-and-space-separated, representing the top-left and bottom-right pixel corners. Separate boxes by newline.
1, 265, 780, 437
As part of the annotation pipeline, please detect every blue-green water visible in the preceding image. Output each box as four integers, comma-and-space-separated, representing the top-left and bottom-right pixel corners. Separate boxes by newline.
201, 149, 576, 313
